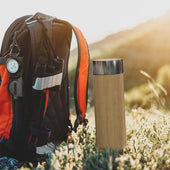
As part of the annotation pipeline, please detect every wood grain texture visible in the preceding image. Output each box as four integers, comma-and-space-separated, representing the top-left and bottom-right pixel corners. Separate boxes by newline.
93, 73, 126, 149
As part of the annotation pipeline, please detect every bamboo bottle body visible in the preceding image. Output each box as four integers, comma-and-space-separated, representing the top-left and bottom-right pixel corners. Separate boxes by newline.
93, 59, 126, 149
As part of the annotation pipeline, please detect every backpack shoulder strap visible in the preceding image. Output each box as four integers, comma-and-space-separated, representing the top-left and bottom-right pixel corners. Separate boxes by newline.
25, 13, 54, 62
24, 13, 90, 132
71, 26, 90, 132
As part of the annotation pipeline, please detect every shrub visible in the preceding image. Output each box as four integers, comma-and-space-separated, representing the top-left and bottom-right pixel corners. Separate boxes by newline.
157, 65, 170, 104
23, 108, 170, 170
125, 70, 169, 109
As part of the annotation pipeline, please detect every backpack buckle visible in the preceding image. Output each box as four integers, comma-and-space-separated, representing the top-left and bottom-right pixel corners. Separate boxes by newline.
25, 12, 53, 25
32, 57, 64, 90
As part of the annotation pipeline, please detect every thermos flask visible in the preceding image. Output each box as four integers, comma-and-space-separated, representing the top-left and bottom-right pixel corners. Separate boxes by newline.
92, 58, 126, 149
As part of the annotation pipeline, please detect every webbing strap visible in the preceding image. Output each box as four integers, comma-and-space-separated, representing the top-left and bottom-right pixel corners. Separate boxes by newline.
0, 57, 7, 65
26, 18, 53, 62
26, 21, 42, 62
72, 26, 90, 122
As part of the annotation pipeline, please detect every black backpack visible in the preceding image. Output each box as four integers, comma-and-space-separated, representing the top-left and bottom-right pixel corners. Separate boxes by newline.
0, 12, 89, 161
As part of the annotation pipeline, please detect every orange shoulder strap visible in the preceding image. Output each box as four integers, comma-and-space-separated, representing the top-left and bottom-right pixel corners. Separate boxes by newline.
72, 26, 90, 129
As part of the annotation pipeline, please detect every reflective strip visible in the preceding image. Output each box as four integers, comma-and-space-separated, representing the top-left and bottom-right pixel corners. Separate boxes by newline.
36, 142, 55, 155
32, 73, 63, 90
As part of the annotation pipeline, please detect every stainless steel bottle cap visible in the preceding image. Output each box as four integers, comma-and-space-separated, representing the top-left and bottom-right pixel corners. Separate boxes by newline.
92, 59, 123, 75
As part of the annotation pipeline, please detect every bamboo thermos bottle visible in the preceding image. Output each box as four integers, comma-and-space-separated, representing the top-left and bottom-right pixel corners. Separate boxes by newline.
92, 59, 126, 150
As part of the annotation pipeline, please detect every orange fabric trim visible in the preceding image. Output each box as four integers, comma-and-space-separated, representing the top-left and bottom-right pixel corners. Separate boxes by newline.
73, 26, 89, 121
43, 89, 49, 119
0, 54, 13, 139
34, 137, 38, 145
27, 135, 32, 144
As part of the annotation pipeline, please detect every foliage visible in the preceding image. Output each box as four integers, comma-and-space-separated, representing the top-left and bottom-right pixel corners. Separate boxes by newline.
125, 70, 170, 109
125, 84, 152, 109
20, 108, 170, 170
157, 64, 170, 98
117, 108, 170, 170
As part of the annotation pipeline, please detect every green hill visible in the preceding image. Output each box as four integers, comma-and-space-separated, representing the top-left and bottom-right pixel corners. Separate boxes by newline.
70, 11, 170, 90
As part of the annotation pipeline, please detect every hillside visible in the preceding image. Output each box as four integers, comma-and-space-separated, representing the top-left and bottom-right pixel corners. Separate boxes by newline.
70, 10, 170, 92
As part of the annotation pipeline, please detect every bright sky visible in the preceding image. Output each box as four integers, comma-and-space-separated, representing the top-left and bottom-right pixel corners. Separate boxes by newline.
0, 0, 170, 49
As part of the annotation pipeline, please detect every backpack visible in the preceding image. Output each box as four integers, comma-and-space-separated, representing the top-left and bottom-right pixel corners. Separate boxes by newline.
0, 12, 89, 161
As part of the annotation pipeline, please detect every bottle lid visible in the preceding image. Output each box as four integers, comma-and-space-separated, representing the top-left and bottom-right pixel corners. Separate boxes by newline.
92, 58, 123, 75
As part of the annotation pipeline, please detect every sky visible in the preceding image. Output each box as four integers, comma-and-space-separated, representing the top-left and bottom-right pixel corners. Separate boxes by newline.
0, 0, 170, 49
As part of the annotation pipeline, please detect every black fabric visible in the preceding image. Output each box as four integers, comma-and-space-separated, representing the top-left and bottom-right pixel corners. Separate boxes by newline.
26, 19, 54, 63
0, 57, 8, 65
43, 21, 72, 142
0, 15, 31, 57
0, 138, 36, 162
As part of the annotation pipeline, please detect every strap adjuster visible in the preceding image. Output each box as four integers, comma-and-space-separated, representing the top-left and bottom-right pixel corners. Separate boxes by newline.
73, 110, 88, 132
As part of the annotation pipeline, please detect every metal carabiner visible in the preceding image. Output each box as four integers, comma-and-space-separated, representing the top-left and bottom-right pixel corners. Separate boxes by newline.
10, 41, 21, 57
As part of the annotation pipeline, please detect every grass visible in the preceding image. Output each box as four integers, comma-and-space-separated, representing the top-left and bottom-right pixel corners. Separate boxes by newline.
21, 107, 170, 170
125, 69, 170, 110
18, 103, 170, 170
119, 108, 170, 170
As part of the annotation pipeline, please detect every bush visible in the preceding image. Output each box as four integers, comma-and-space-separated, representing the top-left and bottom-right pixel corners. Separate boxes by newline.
125, 70, 169, 110
22, 108, 170, 170
125, 84, 152, 109
157, 65, 170, 102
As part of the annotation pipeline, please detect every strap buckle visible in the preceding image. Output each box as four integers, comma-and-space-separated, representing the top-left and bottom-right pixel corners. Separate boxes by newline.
25, 12, 53, 24
73, 110, 88, 132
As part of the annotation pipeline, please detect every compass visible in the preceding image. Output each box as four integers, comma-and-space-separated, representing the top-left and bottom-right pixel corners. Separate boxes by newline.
6, 58, 19, 74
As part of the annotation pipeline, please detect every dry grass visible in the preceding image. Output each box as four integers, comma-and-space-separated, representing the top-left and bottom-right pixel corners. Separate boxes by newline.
21, 107, 170, 170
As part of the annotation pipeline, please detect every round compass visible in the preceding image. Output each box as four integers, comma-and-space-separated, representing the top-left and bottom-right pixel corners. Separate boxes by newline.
6, 58, 19, 74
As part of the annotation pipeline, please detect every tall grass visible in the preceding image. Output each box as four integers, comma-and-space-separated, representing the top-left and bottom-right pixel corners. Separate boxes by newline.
125, 69, 170, 110
20, 107, 170, 170
21, 110, 169, 170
